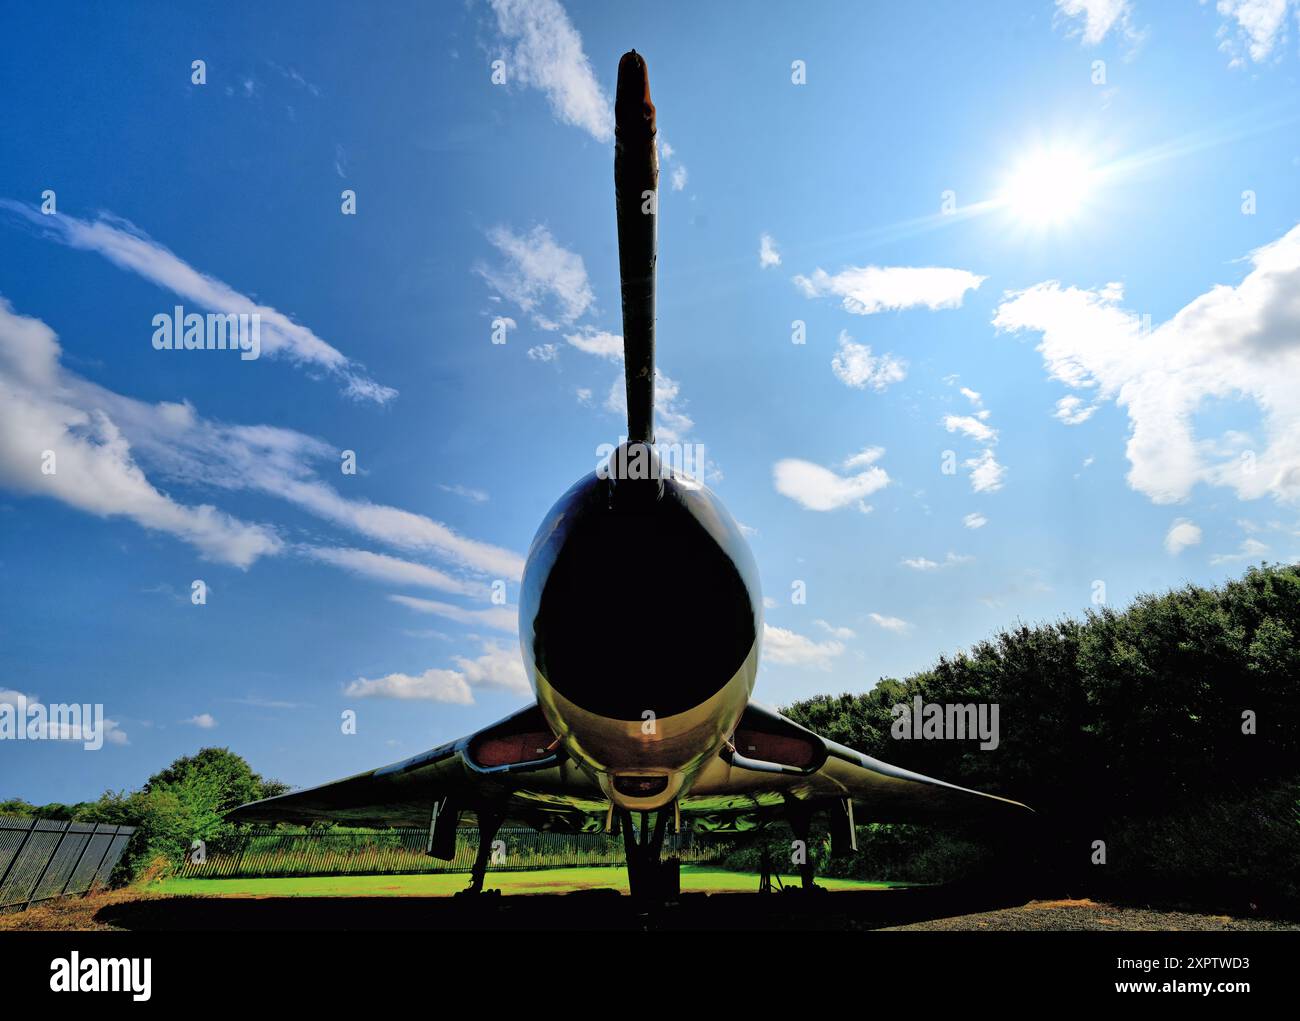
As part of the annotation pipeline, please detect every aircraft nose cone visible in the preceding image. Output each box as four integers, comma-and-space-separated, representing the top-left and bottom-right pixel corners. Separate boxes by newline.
522, 473, 759, 723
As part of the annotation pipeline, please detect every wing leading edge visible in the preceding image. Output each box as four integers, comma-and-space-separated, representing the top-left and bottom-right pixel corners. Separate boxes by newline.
678, 702, 1033, 827
229, 702, 1030, 837
226, 703, 606, 834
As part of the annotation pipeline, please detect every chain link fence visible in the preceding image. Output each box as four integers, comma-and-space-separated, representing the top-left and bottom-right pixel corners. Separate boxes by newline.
178, 826, 731, 879
0, 816, 136, 912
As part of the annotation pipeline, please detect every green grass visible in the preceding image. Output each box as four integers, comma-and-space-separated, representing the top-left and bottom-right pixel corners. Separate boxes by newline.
153, 866, 904, 898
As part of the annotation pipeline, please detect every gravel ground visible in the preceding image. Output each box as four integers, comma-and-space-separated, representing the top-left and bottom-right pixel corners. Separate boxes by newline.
883, 898, 1300, 931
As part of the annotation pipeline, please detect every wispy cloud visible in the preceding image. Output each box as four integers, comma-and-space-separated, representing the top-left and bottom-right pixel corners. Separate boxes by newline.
794, 264, 985, 315
944, 414, 998, 443
831, 330, 907, 391
1215, 0, 1294, 67
344, 639, 529, 702
1210, 536, 1269, 564
964, 448, 1007, 493
0, 201, 395, 404
389, 593, 518, 634
438, 483, 489, 504
869, 612, 911, 634
0, 297, 524, 578
759, 233, 781, 269
478, 224, 595, 330
301, 546, 489, 598
487, 0, 613, 141
901, 552, 974, 571
0, 299, 282, 568
1054, 0, 1141, 47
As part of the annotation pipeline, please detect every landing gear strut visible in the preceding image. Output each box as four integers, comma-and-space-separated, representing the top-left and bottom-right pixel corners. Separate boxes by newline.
788, 802, 818, 892
617, 807, 678, 901
464, 809, 505, 895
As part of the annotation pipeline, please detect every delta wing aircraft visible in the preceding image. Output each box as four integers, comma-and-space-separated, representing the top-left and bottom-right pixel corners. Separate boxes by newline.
231, 51, 1031, 898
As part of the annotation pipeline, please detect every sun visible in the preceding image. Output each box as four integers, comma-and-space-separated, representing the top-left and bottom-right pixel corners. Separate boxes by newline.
1001, 145, 1098, 227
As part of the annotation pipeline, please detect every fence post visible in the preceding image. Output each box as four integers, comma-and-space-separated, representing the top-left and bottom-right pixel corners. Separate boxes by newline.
58, 826, 95, 897
82, 825, 121, 897
21, 819, 72, 910
0, 817, 38, 894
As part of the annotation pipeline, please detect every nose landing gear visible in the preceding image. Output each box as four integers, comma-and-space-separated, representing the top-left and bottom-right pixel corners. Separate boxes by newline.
617, 807, 680, 901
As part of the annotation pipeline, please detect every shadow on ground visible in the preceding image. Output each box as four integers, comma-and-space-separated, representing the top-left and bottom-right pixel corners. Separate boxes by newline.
95, 880, 1034, 931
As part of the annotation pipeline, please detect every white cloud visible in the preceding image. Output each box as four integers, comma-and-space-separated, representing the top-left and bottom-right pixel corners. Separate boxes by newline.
1164, 518, 1203, 555
963, 512, 988, 529
0, 297, 525, 579
479, 225, 595, 329
487, 0, 613, 141
438, 483, 489, 504
565, 326, 623, 359
964, 449, 1007, 493
842, 446, 886, 470
831, 330, 907, 391
1054, 394, 1097, 425
793, 264, 985, 315
345, 667, 472, 704
604, 369, 694, 443
773, 449, 890, 512
994, 224, 1300, 506
301, 546, 488, 598
183, 713, 217, 729
815, 619, 856, 640
762, 624, 845, 669
345, 639, 529, 702
389, 593, 518, 634
944, 414, 998, 443
1209, 536, 1270, 564
0, 202, 395, 404
575, 387, 593, 405
1215, 0, 1293, 67
960, 386, 982, 406
279, 482, 525, 579
1055, 0, 1139, 45
869, 612, 911, 634
671, 166, 688, 191
902, 552, 973, 571
759, 233, 781, 269
527, 343, 559, 362
0, 300, 282, 568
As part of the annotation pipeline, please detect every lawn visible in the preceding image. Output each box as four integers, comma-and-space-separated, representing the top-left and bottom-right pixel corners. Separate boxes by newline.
154, 866, 902, 898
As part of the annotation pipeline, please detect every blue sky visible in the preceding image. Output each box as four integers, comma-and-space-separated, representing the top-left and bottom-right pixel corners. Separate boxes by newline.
2, 0, 1298, 803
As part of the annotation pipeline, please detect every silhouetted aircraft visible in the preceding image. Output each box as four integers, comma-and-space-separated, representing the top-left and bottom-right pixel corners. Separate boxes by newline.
231, 51, 1031, 899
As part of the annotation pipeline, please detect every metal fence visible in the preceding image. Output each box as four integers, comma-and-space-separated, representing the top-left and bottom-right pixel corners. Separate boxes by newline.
0, 816, 136, 912
179, 826, 730, 879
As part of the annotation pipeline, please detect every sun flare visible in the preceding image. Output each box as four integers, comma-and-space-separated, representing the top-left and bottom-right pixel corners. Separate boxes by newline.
1002, 146, 1098, 227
